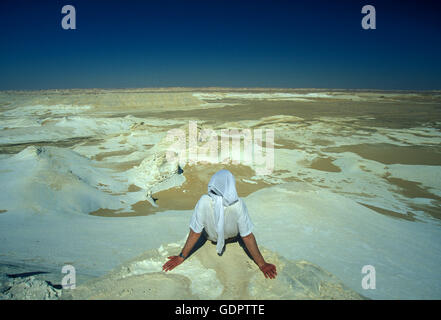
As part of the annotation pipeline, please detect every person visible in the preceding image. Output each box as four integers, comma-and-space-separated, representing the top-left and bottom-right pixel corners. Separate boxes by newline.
162, 169, 277, 279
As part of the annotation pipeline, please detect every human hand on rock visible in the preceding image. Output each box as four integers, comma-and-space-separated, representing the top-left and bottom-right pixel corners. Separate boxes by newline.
259, 263, 277, 279
162, 256, 184, 272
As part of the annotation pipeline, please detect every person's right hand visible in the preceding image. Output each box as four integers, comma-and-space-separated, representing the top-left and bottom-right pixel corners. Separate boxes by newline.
259, 263, 277, 279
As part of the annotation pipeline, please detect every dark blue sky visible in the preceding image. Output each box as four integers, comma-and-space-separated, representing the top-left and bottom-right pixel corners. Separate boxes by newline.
0, 0, 440, 90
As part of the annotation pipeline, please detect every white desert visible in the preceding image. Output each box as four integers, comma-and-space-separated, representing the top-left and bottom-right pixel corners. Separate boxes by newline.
0, 88, 440, 299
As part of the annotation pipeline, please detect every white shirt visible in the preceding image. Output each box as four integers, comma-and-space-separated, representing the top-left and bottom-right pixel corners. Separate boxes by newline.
189, 194, 254, 241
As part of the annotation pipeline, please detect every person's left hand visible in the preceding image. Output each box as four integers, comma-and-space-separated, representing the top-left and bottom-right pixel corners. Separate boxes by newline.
162, 256, 184, 272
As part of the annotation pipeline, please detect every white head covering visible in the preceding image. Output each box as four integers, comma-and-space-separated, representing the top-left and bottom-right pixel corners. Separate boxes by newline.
207, 169, 239, 254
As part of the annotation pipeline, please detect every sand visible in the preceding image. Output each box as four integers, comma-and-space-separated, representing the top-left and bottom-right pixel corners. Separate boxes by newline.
324, 143, 441, 166
1, 88, 441, 299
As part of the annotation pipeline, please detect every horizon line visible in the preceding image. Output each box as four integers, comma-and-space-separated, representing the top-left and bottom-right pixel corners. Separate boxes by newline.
1, 86, 440, 93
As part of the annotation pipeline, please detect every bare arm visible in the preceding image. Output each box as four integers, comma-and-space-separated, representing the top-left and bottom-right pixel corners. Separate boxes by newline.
242, 233, 277, 279
181, 228, 201, 258
162, 228, 201, 272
